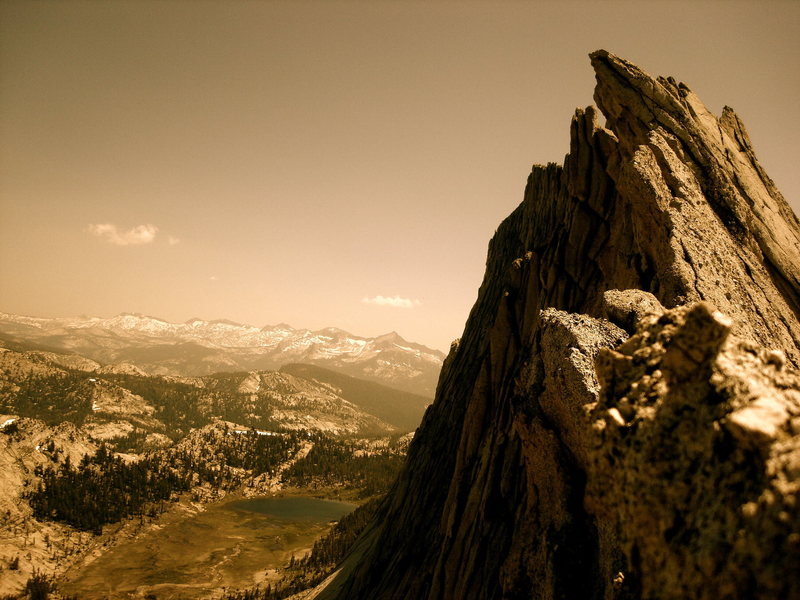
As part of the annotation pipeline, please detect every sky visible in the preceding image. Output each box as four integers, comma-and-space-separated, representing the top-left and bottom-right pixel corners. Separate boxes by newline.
1, 0, 798, 353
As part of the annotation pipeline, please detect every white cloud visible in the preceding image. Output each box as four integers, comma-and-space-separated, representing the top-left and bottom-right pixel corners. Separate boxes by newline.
168, 236, 180, 246
362, 295, 421, 309
88, 223, 159, 246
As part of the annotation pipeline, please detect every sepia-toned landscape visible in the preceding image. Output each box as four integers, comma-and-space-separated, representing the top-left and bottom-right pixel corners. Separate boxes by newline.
2, 2, 799, 599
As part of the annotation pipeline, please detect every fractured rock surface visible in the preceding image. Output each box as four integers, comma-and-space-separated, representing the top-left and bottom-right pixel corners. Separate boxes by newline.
587, 301, 800, 600
318, 51, 800, 599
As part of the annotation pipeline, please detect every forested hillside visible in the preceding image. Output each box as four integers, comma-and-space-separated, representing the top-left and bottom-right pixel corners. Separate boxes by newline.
0, 346, 416, 599
280, 363, 430, 430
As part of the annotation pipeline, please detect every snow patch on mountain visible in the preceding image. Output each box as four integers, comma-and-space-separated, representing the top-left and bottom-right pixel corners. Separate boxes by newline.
0, 311, 445, 396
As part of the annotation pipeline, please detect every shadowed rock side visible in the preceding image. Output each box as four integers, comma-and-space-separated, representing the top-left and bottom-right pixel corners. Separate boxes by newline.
317, 51, 800, 599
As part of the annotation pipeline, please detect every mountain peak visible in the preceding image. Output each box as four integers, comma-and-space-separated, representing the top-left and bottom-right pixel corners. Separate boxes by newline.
209, 318, 245, 327
264, 322, 295, 331
375, 331, 403, 344
113, 312, 167, 323
316, 52, 800, 599
0, 311, 443, 396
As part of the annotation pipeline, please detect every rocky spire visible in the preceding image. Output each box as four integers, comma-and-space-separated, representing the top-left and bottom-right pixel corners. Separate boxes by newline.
316, 51, 800, 600
590, 49, 800, 317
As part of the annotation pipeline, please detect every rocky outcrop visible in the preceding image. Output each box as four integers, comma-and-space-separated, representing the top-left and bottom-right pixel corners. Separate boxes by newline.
0, 417, 97, 596
317, 51, 800, 599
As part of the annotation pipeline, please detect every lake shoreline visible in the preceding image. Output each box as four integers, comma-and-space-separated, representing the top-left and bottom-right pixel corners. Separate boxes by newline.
58, 493, 359, 600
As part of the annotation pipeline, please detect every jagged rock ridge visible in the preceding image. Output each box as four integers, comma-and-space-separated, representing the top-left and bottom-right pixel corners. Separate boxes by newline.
316, 51, 800, 599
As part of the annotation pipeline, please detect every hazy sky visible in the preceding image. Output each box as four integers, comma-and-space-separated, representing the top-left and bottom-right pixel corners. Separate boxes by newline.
1, 1, 798, 352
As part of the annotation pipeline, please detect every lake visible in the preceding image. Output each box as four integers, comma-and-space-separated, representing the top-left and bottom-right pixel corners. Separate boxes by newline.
226, 496, 356, 521
60, 495, 357, 599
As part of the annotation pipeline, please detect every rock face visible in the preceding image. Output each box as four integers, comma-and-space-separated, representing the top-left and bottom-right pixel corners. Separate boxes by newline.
317, 51, 800, 599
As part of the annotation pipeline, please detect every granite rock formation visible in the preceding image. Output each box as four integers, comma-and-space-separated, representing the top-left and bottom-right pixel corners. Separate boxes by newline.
316, 51, 800, 599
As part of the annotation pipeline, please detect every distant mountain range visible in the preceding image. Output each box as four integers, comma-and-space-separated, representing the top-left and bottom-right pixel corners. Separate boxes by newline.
0, 312, 444, 396
0, 346, 425, 441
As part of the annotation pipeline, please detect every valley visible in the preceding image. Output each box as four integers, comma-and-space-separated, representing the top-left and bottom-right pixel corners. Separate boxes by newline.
59, 495, 356, 600
0, 334, 424, 599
